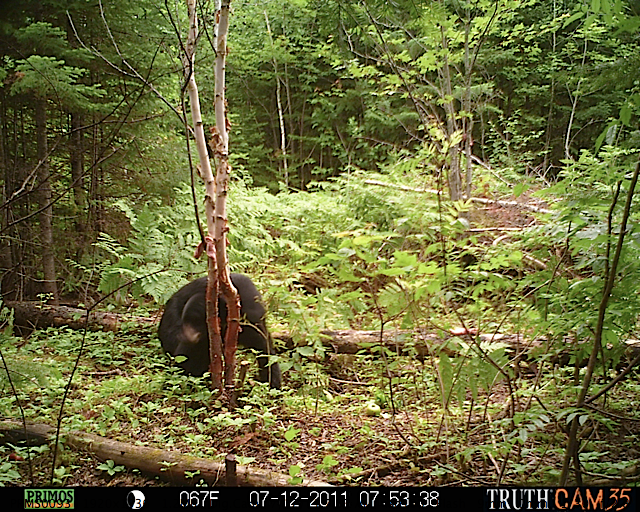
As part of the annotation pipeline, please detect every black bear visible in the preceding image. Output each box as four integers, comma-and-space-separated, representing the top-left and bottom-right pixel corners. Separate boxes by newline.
158, 273, 281, 389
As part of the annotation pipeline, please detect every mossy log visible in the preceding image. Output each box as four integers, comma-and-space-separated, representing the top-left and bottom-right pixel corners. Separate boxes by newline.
5, 301, 156, 333
0, 420, 329, 487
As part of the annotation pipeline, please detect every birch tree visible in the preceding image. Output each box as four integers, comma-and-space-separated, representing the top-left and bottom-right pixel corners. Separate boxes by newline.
183, 0, 239, 395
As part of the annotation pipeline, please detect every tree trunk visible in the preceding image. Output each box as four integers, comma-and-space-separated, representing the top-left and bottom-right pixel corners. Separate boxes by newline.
463, 17, 473, 200
213, 0, 241, 398
183, 0, 240, 396
0, 90, 14, 298
183, 0, 225, 393
542, 0, 558, 174
264, 11, 288, 188
2, 108, 27, 300
564, 36, 588, 161
69, 112, 86, 246
439, 28, 461, 201
35, 97, 58, 304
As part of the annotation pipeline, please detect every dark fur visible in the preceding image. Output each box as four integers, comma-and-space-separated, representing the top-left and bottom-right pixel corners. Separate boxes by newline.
158, 274, 281, 388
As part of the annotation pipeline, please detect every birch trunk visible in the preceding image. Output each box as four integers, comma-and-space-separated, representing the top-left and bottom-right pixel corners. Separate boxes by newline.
213, 0, 241, 397
184, 0, 224, 392
264, 11, 288, 188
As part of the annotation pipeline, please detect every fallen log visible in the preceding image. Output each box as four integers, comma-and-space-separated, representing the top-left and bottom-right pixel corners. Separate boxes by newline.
5, 301, 157, 333
0, 300, 536, 359
5, 301, 637, 365
0, 420, 329, 487
316, 329, 537, 359
2, 301, 515, 355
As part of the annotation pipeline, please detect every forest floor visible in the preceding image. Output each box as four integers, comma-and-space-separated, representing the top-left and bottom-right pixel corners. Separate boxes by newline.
6, 199, 640, 488
13, 375, 640, 488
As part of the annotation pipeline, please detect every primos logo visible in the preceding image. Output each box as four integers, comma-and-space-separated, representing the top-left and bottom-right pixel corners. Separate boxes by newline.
24, 489, 75, 509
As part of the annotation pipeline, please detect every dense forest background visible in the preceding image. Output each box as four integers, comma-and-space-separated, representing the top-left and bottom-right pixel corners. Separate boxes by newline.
1, 0, 638, 302
1, 0, 640, 488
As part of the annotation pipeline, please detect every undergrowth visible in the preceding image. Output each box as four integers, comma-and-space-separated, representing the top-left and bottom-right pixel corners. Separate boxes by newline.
2, 161, 640, 486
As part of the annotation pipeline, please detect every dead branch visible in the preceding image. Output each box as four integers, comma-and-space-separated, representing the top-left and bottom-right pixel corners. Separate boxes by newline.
364, 179, 552, 214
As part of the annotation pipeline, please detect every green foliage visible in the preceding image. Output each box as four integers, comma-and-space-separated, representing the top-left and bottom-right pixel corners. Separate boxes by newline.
0, 300, 13, 337
96, 460, 126, 477
0, 356, 58, 390
2, 0, 640, 488
11, 55, 104, 108
89, 179, 363, 304
224, 0, 363, 188
227, 181, 357, 268
440, 340, 511, 409
287, 464, 304, 485
316, 454, 339, 474
14, 22, 91, 63
0, 312, 60, 389
0, 459, 21, 486
82, 187, 201, 303
525, 147, 640, 348
484, 0, 638, 170
9, 22, 103, 108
